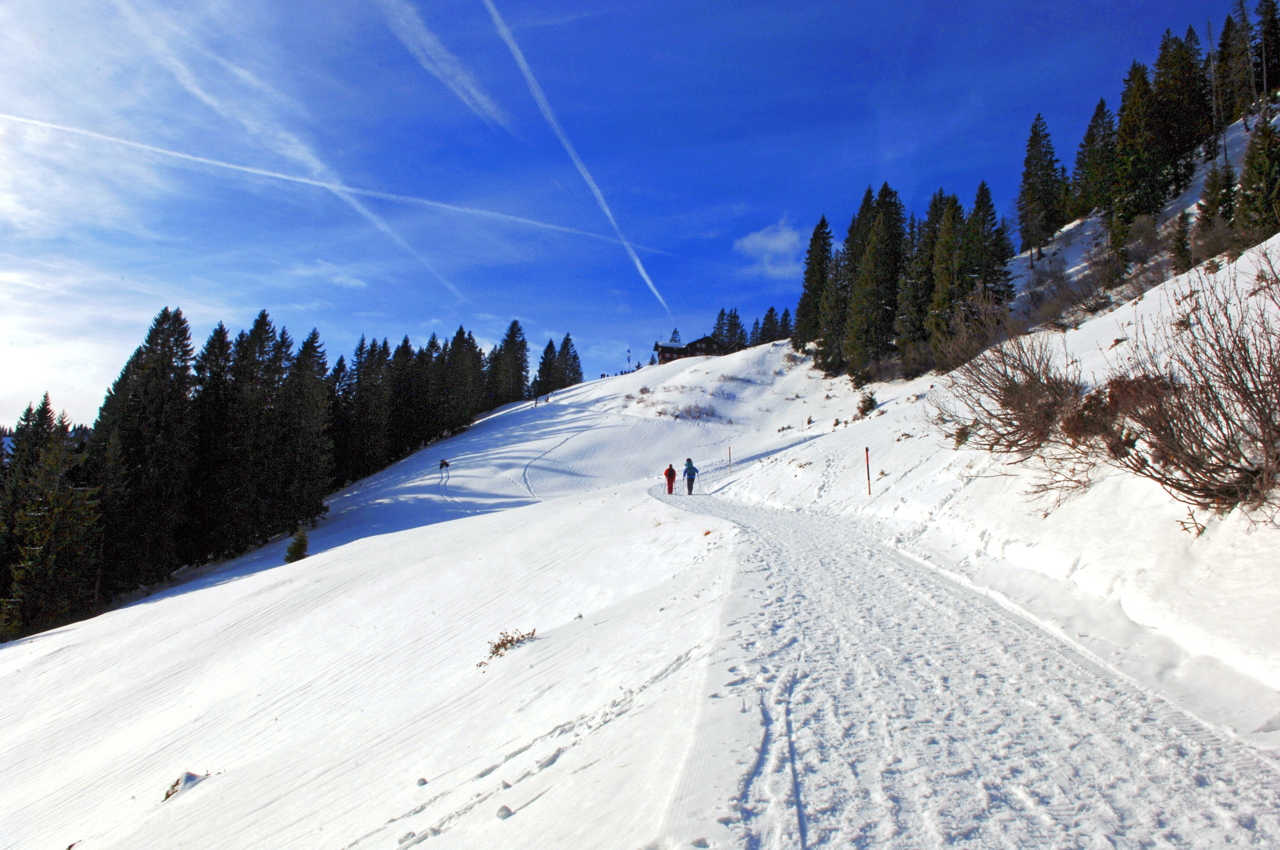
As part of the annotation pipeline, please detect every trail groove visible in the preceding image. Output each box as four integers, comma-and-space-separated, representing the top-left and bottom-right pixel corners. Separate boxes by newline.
675, 495, 1280, 848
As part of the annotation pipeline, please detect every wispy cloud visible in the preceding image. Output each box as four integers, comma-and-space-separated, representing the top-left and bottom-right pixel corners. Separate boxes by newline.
734, 217, 804, 280
111, 0, 464, 300
0, 112, 643, 252
291, 259, 368, 289
370, 0, 510, 130
480, 0, 672, 318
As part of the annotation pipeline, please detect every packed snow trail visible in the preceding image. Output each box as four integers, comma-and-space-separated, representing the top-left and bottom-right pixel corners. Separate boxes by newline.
665, 492, 1280, 848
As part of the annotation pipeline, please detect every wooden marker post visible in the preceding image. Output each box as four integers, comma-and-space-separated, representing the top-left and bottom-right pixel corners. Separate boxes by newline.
865, 447, 871, 495
728, 446, 733, 475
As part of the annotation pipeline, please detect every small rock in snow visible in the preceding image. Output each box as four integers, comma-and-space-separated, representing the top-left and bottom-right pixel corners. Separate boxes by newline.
417, 778, 427, 786
496, 805, 514, 820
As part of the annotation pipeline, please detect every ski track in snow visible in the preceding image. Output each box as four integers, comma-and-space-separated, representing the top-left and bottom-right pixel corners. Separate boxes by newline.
674, 493, 1280, 849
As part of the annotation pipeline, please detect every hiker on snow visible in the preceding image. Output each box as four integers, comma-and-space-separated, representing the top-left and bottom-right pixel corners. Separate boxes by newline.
663, 464, 677, 494
683, 458, 699, 495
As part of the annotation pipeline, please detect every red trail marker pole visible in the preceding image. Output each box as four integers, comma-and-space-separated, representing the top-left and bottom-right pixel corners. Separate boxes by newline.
865, 447, 871, 496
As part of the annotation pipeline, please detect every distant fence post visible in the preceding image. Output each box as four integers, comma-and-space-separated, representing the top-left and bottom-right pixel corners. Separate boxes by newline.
865, 447, 871, 496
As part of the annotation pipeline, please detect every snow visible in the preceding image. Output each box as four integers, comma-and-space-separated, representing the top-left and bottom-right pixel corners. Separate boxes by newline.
7, 202, 1280, 846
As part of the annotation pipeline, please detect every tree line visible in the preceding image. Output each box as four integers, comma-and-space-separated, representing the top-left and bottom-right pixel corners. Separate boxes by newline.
793, 2, 1280, 382
0, 309, 581, 639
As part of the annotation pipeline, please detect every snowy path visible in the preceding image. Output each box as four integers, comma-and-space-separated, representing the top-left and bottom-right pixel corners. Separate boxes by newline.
672, 494, 1280, 848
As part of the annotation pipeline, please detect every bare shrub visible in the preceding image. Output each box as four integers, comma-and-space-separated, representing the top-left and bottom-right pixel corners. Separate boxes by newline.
933, 333, 1085, 454
1192, 214, 1236, 265
678, 404, 717, 420
639, 386, 651, 395
898, 340, 935, 379
1087, 271, 1280, 513
476, 628, 537, 667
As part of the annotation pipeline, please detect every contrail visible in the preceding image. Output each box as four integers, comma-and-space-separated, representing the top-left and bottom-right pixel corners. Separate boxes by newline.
111, 0, 463, 298
0, 112, 641, 250
371, 0, 510, 130
479, 0, 673, 317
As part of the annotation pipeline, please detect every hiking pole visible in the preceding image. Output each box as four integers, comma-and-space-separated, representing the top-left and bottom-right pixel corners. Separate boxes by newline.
865, 447, 871, 496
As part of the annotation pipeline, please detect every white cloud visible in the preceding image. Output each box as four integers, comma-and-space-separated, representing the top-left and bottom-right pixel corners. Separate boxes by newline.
733, 217, 804, 280
290, 259, 368, 289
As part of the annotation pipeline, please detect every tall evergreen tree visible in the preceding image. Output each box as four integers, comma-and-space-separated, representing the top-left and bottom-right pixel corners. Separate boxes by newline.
1016, 114, 1066, 257
925, 199, 967, 345
487, 320, 529, 406
1236, 116, 1280, 238
556, 334, 583, 386
792, 217, 833, 348
1069, 99, 1119, 219
1113, 62, 1164, 244
963, 182, 1015, 304
817, 188, 875, 373
531, 340, 563, 397
189, 323, 239, 561
896, 192, 949, 348
760, 307, 780, 342
842, 183, 904, 375
1258, 0, 1280, 94
278, 329, 332, 529
2, 417, 101, 638
725, 309, 748, 352
710, 309, 729, 349
1153, 30, 1213, 197
779, 309, 792, 339
0, 396, 59, 602
89, 307, 194, 592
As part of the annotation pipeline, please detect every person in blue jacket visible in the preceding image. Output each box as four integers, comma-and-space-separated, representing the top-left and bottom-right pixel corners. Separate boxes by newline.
683, 458, 699, 495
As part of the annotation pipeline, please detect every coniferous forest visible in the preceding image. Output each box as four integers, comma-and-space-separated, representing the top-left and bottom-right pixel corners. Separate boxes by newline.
791, 2, 1280, 383
0, 311, 582, 639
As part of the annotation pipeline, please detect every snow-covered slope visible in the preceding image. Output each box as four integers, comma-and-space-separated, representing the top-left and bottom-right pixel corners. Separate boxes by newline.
4, 251, 1280, 847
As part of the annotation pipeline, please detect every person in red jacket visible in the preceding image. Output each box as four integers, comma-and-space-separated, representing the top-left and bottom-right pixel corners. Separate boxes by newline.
663, 464, 677, 494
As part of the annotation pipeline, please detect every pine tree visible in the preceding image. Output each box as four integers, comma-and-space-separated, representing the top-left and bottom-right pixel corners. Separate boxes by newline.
1198, 157, 1238, 227
1258, 0, 1280, 95
0, 396, 59, 602
896, 192, 949, 348
89, 308, 194, 592
779, 309, 792, 338
1069, 99, 1118, 219
817, 188, 875, 373
842, 184, 904, 376
1153, 30, 1212, 197
556, 334, 583, 386
1236, 115, 1280, 239
283, 528, 309, 563
1017, 114, 1066, 257
2, 418, 101, 638
725, 309, 748, 352
531, 339, 563, 397
278, 329, 332, 530
1171, 210, 1194, 273
925, 199, 967, 346
748, 319, 762, 346
1231, 1, 1259, 120
386, 337, 419, 461
760, 307, 780, 342
1113, 62, 1164, 244
487, 320, 529, 406
189, 323, 239, 561
711, 309, 729, 349
669, 328, 681, 344
792, 217, 833, 348
964, 182, 1015, 304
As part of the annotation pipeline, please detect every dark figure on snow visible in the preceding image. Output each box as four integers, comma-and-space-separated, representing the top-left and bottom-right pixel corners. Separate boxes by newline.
439, 459, 450, 470
663, 464, 677, 494
683, 458, 699, 495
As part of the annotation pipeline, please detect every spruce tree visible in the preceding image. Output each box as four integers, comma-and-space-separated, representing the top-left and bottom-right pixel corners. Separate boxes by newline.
2, 418, 102, 638
532, 339, 563, 397
1113, 62, 1164, 245
760, 307, 780, 342
725, 309, 748, 352
387, 337, 420, 461
556, 334, 583, 386
896, 192, 949, 349
89, 308, 194, 592
1258, 0, 1280, 95
817, 188, 875, 373
1198, 157, 1238, 227
964, 182, 1015, 304
925, 199, 967, 346
0, 396, 58, 602
842, 183, 904, 376
1236, 116, 1280, 239
190, 323, 239, 561
792, 217, 832, 348
779, 309, 792, 339
711, 309, 729, 349
1016, 114, 1066, 257
1070, 99, 1118, 219
1153, 31, 1212, 197
278, 329, 333, 530
749, 319, 761, 346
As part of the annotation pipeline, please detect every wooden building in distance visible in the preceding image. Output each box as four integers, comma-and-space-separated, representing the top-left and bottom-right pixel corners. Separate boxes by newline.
653, 336, 723, 364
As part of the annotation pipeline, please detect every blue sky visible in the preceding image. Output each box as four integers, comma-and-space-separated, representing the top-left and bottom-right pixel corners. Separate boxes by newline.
0, 0, 1230, 423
